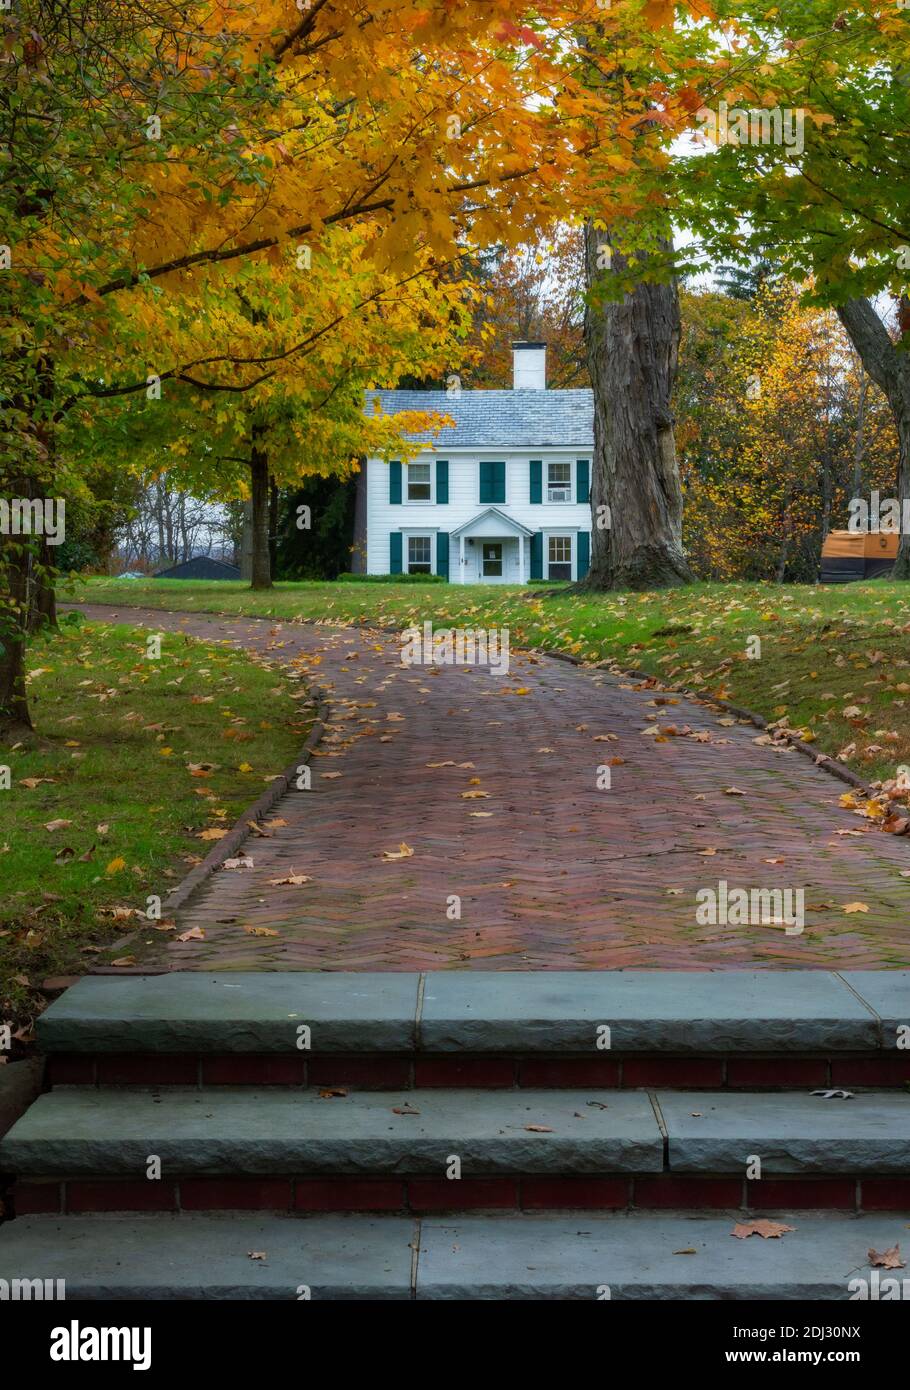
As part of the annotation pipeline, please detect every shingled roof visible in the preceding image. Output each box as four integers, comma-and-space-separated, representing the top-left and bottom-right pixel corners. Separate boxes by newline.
364, 388, 594, 450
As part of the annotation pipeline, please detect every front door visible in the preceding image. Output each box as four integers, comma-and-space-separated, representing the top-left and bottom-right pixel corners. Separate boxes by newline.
481, 542, 503, 579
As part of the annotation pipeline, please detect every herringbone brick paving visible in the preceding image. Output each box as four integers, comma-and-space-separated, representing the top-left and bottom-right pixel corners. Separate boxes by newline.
78, 604, 910, 970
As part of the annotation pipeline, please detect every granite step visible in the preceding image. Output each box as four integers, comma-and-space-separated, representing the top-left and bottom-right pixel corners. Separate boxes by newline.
0, 1086, 664, 1176
38, 970, 908, 1056
659, 1090, 910, 1174
0, 1210, 905, 1299
4, 1086, 909, 1189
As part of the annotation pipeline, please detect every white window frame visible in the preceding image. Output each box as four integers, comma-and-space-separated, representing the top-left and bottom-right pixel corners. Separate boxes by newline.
406, 460, 433, 504
406, 533, 434, 574
546, 460, 573, 504
547, 533, 574, 581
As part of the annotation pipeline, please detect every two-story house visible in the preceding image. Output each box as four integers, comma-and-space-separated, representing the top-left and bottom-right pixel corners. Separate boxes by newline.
362, 342, 594, 583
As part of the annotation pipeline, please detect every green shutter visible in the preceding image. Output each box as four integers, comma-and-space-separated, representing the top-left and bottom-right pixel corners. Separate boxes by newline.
577, 530, 590, 580
436, 459, 449, 504
436, 532, 449, 580
529, 459, 542, 504
576, 459, 590, 504
389, 460, 402, 505
530, 531, 543, 580
479, 461, 505, 504
389, 532, 403, 574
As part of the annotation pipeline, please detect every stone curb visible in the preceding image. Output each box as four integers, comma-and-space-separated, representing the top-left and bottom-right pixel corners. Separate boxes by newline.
89, 703, 329, 976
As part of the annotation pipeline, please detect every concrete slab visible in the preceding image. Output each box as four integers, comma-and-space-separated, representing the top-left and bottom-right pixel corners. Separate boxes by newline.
419, 972, 877, 1052
37, 974, 421, 1053
0, 1087, 663, 1175
0, 1214, 415, 1299
659, 1091, 910, 1174
416, 1212, 909, 1299
841, 973, 910, 1045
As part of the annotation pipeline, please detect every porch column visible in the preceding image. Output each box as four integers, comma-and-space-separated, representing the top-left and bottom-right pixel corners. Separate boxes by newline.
518, 535, 526, 584
459, 534, 466, 583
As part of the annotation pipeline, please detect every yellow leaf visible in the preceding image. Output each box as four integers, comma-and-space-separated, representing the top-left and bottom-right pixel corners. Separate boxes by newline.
105, 856, 126, 875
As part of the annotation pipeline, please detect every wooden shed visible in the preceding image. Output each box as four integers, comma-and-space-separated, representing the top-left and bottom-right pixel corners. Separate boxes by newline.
819, 530, 898, 584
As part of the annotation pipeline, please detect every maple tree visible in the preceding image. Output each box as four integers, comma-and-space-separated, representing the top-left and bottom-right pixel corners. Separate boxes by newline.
678, 283, 898, 581
673, 0, 910, 571
4, 0, 666, 725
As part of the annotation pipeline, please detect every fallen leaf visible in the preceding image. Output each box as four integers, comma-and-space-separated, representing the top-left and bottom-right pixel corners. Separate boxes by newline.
382, 843, 414, 860
44, 819, 72, 833
842, 902, 870, 914
524, 1124, 554, 1133
197, 828, 228, 841
176, 927, 205, 942
223, 856, 254, 871
105, 856, 126, 875
266, 872, 311, 886
731, 1220, 795, 1240
868, 1244, 905, 1269
244, 926, 279, 937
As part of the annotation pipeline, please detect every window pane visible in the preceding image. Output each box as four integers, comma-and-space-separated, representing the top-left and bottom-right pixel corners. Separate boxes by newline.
408, 536, 432, 573
547, 463, 571, 502
482, 542, 503, 577
408, 463, 431, 500
548, 535, 571, 579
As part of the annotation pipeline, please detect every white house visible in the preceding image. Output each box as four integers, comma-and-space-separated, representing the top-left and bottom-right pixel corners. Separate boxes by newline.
363, 342, 594, 583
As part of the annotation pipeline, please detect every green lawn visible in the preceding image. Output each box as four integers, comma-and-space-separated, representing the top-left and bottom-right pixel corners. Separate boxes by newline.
78, 574, 910, 797
1, 614, 310, 1032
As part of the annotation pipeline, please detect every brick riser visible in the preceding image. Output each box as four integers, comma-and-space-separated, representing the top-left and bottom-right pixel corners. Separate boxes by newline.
45, 1053, 910, 1089
10, 1173, 910, 1217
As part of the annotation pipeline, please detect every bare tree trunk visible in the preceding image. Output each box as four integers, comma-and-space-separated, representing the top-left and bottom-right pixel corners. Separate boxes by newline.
249, 439, 272, 590
838, 297, 910, 578
580, 225, 694, 591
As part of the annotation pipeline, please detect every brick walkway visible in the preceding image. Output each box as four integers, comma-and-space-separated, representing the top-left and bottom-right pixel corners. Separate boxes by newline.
79, 604, 910, 970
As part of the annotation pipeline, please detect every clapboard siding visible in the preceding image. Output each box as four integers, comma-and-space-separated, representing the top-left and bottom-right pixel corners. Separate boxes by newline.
366, 452, 591, 579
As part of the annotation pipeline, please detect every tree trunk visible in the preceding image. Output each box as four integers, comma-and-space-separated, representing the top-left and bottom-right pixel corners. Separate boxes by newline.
350, 459, 368, 573
249, 441, 272, 590
852, 368, 868, 498
0, 537, 33, 732
28, 536, 58, 633
579, 224, 694, 591
838, 297, 910, 578
268, 477, 279, 579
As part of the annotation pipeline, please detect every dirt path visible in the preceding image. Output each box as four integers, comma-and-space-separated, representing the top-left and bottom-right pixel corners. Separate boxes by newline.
77, 603, 910, 970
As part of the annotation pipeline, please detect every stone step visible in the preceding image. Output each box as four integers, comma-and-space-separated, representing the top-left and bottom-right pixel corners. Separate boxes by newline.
37, 970, 909, 1057
659, 1090, 910, 1174
0, 1211, 905, 1299
0, 1087, 664, 1176
4, 1087, 909, 1184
